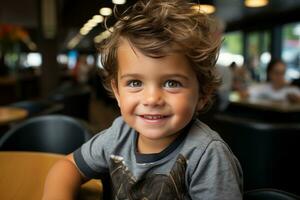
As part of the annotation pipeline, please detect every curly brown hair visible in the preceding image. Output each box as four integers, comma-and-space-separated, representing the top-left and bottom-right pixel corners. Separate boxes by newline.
98, 0, 221, 110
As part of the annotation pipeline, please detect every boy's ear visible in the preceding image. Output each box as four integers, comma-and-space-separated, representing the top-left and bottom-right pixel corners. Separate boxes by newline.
111, 80, 120, 107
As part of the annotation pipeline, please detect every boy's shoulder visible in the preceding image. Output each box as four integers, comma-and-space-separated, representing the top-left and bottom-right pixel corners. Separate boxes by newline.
182, 119, 239, 172
182, 119, 229, 158
186, 119, 224, 146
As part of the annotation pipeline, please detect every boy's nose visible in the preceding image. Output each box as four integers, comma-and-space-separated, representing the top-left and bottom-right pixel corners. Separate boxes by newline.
142, 87, 164, 107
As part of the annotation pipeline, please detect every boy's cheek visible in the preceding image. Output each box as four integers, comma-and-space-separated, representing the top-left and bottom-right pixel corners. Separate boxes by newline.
118, 96, 137, 107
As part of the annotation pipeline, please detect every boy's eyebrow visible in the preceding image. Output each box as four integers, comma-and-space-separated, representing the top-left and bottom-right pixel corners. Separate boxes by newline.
162, 74, 189, 80
120, 73, 142, 79
120, 73, 189, 80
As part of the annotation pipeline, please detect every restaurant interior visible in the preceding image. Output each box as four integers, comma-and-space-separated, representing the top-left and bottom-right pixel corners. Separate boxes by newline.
1, 0, 300, 199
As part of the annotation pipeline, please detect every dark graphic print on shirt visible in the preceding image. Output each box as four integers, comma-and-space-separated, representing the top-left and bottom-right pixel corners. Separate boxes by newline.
110, 154, 187, 200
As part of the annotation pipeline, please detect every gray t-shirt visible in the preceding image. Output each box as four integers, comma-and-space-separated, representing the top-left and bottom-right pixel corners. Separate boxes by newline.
74, 116, 243, 200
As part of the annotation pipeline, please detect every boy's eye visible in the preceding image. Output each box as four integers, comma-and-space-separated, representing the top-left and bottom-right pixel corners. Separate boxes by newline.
164, 80, 182, 88
127, 80, 142, 87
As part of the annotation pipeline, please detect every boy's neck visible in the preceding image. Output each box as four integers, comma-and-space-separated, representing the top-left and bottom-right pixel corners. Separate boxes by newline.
136, 119, 194, 154
137, 132, 182, 154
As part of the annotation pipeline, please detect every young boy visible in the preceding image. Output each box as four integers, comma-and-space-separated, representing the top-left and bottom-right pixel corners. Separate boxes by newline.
43, 0, 243, 199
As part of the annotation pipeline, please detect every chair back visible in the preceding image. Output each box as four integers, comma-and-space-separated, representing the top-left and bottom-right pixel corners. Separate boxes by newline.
9, 100, 63, 117
244, 188, 300, 200
212, 114, 300, 195
0, 115, 91, 154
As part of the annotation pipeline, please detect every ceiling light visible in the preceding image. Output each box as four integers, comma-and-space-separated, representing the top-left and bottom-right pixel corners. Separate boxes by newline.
80, 27, 91, 35
245, 0, 268, 7
112, 0, 126, 5
191, 4, 216, 14
83, 23, 93, 30
100, 7, 112, 16
92, 15, 104, 23
67, 34, 83, 49
94, 27, 114, 44
86, 20, 98, 28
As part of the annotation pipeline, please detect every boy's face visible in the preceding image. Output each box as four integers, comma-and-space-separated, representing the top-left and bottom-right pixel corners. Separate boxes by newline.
112, 39, 204, 152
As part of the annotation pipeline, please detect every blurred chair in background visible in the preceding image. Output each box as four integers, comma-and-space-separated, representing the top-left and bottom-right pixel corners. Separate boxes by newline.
9, 100, 64, 117
211, 114, 300, 196
0, 115, 91, 154
243, 188, 300, 200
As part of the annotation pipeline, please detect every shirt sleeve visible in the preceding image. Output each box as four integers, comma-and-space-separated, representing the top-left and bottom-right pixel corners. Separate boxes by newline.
188, 140, 243, 200
73, 125, 117, 179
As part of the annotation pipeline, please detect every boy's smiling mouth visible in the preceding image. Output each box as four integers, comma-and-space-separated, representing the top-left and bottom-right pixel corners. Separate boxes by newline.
137, 114, 172, 122
140, 115, 168, 120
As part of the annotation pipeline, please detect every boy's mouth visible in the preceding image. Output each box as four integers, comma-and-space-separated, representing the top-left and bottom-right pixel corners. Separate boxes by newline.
139, 115, 168, 120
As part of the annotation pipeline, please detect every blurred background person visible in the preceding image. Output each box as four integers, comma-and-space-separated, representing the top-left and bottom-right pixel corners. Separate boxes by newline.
230, 62, 252, 100
72, 55, 93, 84
248, 58, 300, 103
246, 55, 261, 82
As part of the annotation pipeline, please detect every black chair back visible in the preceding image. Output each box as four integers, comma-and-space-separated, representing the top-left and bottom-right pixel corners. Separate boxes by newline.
212, 114, 300, 195
0, 115, 91, 154
244, 188, 300, 200
9, 100, 63, 117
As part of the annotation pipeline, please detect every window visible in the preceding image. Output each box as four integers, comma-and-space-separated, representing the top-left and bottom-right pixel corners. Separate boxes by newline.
282, 22, 300, 81
246, 31, 271, 81
218, 31, 244, 67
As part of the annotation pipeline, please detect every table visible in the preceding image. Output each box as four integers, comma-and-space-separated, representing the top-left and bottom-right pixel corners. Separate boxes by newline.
229, 98, 300, 113
0, 106, 28, 126
229, 91, 300, 113
226, 94, 300, 123
0, 151, 102, 200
